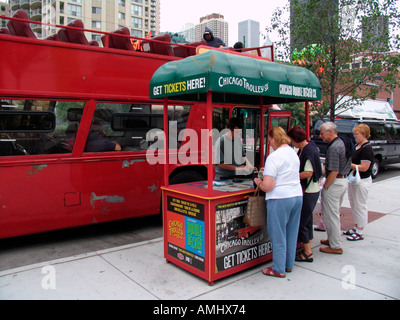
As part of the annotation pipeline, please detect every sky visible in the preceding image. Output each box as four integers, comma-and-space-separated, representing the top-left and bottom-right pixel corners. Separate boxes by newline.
159, 0, 289, 46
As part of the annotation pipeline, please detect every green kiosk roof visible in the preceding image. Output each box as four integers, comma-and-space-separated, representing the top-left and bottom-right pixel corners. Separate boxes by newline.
150, 50, 321, 105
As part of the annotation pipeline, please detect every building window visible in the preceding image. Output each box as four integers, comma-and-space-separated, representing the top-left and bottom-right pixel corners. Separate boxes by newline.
131, 4, 143, 16
92, 7, 101, 14
92, 34, 101, 42
67, 4, 82, 17
92, 21, 101, 29
131, 29, 142, 37
131, 17, 142, 29
119, 0, 125, 6
118, 12, 125, 20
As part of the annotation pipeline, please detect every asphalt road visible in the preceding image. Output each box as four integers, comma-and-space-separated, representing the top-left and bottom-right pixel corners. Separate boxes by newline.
1, 163, 399, 272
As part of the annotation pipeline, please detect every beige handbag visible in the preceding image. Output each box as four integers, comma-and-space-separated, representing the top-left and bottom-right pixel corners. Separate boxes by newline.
243, 184, 266, 227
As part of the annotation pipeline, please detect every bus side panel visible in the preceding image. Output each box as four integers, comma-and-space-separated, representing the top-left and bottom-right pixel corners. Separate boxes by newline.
0, 156, 163, 239
0, 38, 176, 100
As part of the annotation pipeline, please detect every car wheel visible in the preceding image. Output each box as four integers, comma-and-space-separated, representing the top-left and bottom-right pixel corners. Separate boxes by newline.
371, 158, 380, 179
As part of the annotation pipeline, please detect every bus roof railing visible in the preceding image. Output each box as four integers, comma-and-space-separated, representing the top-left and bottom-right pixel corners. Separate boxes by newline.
0, 9, 274, 60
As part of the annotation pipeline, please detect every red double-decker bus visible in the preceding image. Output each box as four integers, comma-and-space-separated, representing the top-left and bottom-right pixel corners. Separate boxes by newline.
0, 11, 280, 239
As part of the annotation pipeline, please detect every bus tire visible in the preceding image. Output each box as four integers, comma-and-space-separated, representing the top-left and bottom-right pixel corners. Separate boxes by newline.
371, 158, 380, 179
169, 170, 205, 185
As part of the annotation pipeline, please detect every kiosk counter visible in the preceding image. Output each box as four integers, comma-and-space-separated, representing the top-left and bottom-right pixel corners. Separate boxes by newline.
162, 180, 272, 285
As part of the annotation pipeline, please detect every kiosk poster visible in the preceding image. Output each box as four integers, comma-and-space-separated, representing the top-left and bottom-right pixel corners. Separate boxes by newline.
215, 200, 272, 273
166, 196, 205, 271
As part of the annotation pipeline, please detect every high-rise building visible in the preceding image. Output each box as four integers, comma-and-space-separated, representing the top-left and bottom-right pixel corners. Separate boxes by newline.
196, 13, 228, 45
362, 15, 389, 51
9, 0, 160, 41
178, 22, 196, 43
238, 19, 259, 48
0, 1, 9, 28
290, 0, 339, 52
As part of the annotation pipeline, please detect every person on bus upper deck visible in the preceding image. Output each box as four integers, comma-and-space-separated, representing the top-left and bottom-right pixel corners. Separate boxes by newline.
319, 122, 351, 255
214, 117, 255, 179
203, 27, 226, 48
233, 42, 244, 52
344, 124, 374, 241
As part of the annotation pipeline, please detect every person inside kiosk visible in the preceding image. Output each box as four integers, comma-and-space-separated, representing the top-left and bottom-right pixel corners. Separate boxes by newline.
214, 117, 256, 180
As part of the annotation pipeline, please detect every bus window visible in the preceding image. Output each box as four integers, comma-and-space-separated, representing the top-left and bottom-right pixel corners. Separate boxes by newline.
233, 107, 259, 167
0, 99, 84, 156
270, 116, 290, 132
213, 108, 230, 131
92, 103, 191, 152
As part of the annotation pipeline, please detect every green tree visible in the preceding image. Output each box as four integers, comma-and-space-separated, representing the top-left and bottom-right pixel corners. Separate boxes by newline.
265, 0, 400, 121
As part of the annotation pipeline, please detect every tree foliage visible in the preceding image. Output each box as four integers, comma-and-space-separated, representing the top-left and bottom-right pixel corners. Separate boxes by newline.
265, 0, 400, 121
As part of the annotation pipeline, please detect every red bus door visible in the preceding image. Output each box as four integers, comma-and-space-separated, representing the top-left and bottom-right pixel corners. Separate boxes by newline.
264, 110, 291, 158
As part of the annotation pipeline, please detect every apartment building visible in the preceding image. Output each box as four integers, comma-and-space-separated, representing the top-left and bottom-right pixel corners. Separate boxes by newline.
1, 1, 9, 28
9, 0, 160, 41
178, 13, 228, 45
196, 13, 228, 45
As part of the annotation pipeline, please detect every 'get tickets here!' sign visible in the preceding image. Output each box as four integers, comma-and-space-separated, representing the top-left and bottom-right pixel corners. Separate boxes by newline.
152, 76, 207, 97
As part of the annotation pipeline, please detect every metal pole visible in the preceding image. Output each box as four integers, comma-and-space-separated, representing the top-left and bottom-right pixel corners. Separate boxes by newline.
206, 91, 213, 196
163, 97, 169, 187
305, 100, 310, 140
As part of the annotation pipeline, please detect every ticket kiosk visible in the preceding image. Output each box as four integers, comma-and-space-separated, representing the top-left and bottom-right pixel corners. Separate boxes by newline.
149, 49, 321, 285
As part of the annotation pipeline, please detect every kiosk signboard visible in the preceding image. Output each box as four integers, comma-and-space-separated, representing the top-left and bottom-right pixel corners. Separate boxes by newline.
215, 200, 272, 273
166, 195, 205, 272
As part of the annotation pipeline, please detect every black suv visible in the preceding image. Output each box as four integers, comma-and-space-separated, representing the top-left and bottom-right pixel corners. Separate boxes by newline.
311, 118, 400, 178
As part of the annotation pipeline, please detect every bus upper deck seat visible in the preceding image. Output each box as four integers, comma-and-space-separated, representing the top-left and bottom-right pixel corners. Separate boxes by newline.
58, 19, 99, 46
7, 9, 36, 38
187, 40, 206, 56
101, 27, 133, 50
141, 33, 174, 56
45, 33, 60, 41
0, 27, 10, 34
173, 40, 206, 58
173, 44, 189, 58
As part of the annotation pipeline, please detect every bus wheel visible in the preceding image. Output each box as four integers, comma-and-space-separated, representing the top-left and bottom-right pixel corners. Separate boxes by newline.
169, 170, 205, 185
371, 158, 380, 179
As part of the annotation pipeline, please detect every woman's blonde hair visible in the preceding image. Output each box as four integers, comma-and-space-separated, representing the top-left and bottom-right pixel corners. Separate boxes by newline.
353, 124, 371, 139
268, 126, 291, 147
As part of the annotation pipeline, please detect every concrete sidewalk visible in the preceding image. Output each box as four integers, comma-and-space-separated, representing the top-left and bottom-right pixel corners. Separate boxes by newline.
1, 177, 399, 300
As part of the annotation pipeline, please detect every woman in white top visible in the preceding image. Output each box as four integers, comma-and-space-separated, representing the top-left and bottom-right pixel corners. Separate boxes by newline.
254, 127, 303, 278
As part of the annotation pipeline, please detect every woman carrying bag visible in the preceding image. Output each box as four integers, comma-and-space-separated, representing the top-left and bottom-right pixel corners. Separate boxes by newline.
345, 124, 374, 241
254, 127, 303, 278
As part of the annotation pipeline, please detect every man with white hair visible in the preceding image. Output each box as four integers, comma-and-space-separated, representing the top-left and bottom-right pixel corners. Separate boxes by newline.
319, 122, 351, 254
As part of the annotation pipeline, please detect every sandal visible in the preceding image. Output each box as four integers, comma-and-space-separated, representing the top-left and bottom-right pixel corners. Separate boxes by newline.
343, 228, 356, 236
347, 233, 364, 241
295, 252, 314, 262
262, 267, 286, 278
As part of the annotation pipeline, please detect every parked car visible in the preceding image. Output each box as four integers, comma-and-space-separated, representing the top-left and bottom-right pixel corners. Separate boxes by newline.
311, 118, 400, 178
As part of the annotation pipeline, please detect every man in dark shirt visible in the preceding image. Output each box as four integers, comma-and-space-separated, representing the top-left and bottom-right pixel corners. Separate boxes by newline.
319, 122, 351, 254
214, 117, 254, 179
